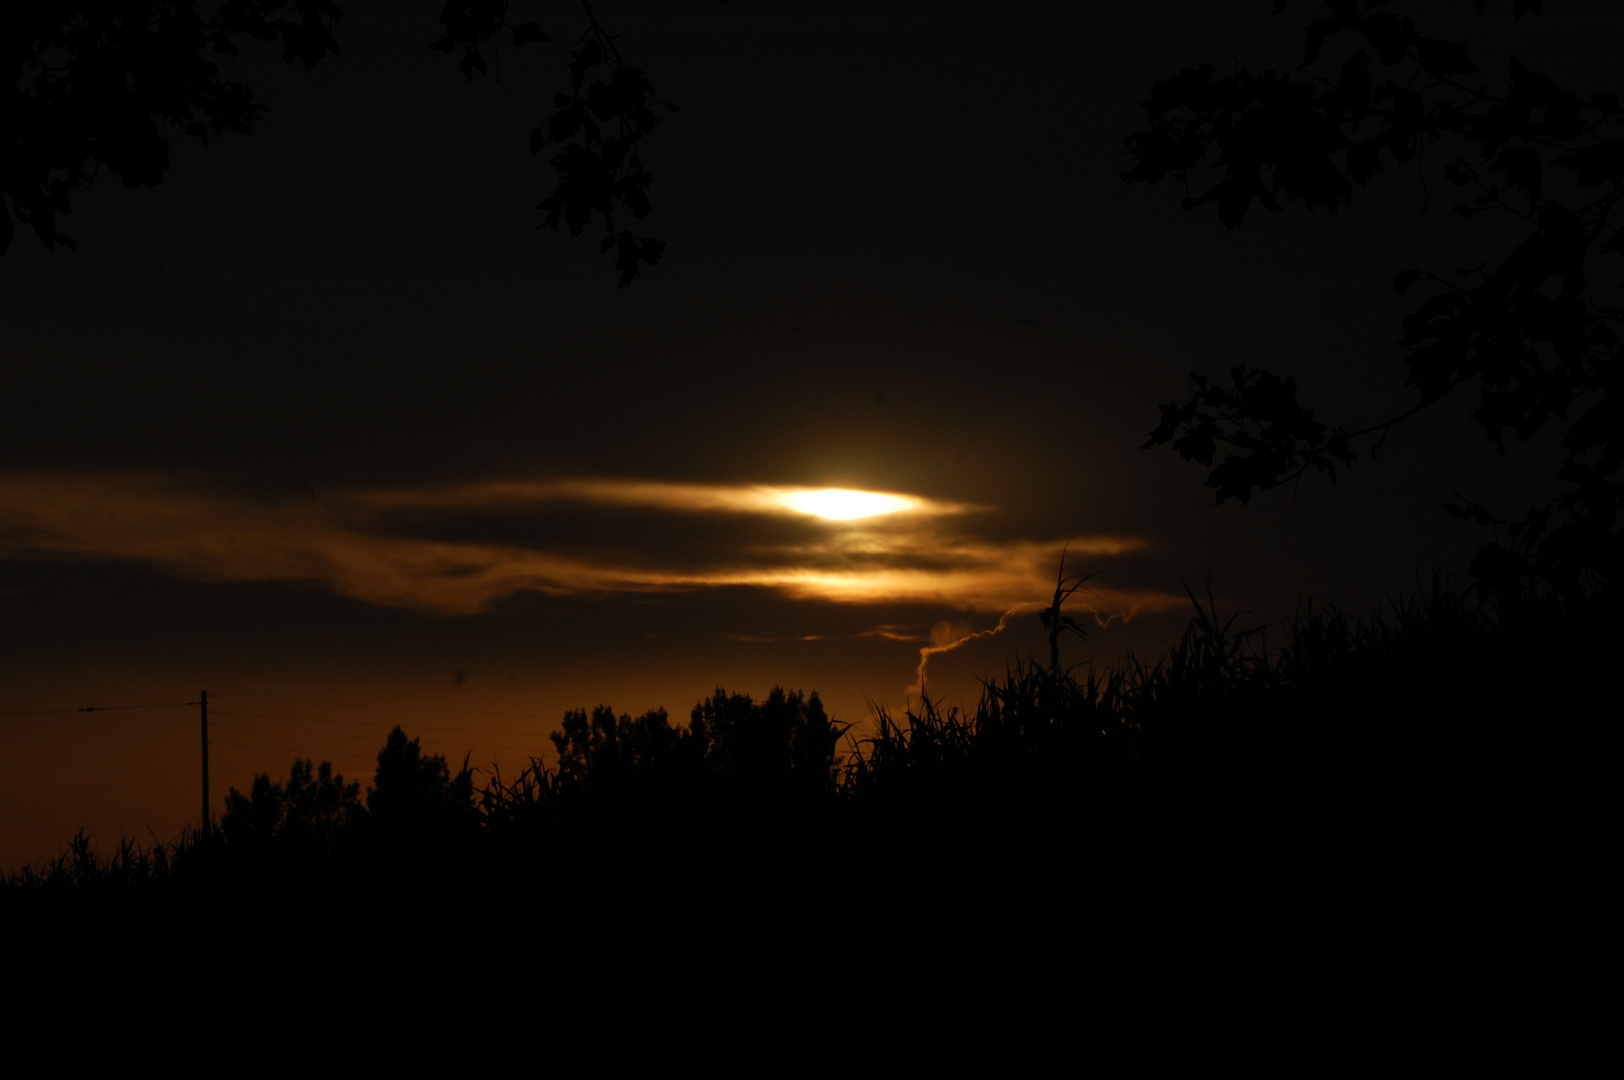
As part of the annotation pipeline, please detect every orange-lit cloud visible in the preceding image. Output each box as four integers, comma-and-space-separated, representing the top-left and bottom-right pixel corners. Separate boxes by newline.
859, 625, 927, 643
0, 472, 1180, 619
354, 478, 971, 519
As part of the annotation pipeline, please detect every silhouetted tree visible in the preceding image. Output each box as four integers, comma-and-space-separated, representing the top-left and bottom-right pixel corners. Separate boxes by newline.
551, 704, 697, 788
367, 725, 476, 840
2, 0, 674, 283
689, 686, 844, 799
546, 687, 844, 803
1127, 0, 1622, 606
221, 756, 364, 851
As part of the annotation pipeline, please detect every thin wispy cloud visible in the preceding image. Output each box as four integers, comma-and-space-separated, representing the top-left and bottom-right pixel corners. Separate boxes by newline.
859, 625, 927, 643
0, 472, 1179, 619
353, 478, 975, 520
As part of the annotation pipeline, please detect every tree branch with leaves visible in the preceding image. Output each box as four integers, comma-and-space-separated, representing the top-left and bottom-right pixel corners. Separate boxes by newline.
1127, 0, 1623, 606
431, 0, 679, 286
2, 0, 684, 284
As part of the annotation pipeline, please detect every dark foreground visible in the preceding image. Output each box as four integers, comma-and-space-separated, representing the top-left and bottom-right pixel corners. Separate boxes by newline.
6, 584, 1619, 1056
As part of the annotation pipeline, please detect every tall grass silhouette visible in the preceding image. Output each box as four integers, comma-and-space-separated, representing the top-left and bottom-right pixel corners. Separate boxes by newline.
5, 576, 1618, 1037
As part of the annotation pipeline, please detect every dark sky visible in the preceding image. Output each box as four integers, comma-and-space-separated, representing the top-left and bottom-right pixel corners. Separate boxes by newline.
2, 0, 1614, 867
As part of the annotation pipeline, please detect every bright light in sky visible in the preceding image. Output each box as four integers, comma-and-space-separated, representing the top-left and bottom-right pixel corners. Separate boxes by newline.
779, 488, 915, 520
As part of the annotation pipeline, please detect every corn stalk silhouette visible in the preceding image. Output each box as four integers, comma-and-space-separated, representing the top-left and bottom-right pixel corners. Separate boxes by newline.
1039, 553, 1100, 680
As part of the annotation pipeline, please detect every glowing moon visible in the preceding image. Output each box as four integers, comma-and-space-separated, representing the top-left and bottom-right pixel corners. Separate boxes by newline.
779, 488, 915, 520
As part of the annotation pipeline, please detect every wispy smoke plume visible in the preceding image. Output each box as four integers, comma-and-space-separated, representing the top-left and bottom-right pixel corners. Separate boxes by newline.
906, 595, 1157, 698
909, 602, 1043, 697
1081, 599, 1148, 630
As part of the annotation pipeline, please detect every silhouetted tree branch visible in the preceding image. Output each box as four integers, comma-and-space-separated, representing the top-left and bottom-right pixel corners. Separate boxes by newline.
433, 0, 677, 285
1128, 0, 1623, 606
2, 0, 679, 284
1, 1, 341, 253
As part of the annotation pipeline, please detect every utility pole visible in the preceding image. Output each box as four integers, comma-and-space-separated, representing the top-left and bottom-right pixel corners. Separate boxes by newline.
200, 689, 210, 838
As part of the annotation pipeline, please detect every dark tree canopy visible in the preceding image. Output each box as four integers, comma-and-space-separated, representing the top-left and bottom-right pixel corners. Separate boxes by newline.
221, 756, 364, 850
369, 725, 477, 837
1, 0, 675, 284
1127, 0, 1623, 606
549, 687, 844, 800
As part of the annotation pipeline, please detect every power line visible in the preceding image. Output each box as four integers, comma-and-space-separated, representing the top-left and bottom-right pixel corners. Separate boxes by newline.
0, 700, 198, 718
211, 722, 389, 741
3, 695, 561, 723
216, 694, 554, 721
210, 737, 543, 761
209, 739, 381, 764
208, 708, 551, 739
212, 721, 547, 752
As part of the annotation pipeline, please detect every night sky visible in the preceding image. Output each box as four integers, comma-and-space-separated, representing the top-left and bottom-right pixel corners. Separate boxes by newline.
3, 1, 1614, 869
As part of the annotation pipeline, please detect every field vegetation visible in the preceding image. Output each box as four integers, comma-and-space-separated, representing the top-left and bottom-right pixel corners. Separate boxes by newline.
6, 577, 1618, 1040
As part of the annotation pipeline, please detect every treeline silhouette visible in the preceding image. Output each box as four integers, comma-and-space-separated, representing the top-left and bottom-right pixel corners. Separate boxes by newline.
6, 579, 1618, 1042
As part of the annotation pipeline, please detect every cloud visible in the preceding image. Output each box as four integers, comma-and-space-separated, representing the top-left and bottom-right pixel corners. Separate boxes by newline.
353, 478, 975, 520
0, 472, 1181, 619
859, 624, 926, 643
